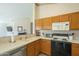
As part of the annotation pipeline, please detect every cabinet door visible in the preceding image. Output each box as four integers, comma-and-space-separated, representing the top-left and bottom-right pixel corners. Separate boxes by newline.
72, 43, 79, 56
41, 39, 51, 56
26, 40, 40, 56
43, 17, 52, 30
70, 12, 79, 30
26, 44, 35, 56
51, 16, 60, 23
34, 40, 40, 55
60, 14, 70, 22
35, 19, 43, 30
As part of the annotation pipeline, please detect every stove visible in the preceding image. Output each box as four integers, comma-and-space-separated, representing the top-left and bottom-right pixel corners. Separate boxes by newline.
52, 33, 72, 42
53, 36, 69, 41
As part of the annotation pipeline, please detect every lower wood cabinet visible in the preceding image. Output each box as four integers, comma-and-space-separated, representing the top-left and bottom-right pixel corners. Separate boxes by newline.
26, 39, 51, 56
26, 45, 35, 56
26, 39, 40, 56
40, 39, 51, 56
26, 39, 79, 56
72, 43, 79, 56
34, 40, 40, 55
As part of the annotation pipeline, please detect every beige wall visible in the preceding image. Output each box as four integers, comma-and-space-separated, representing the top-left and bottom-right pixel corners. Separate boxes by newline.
35, 4, 40, 19
36, 3, 79, 19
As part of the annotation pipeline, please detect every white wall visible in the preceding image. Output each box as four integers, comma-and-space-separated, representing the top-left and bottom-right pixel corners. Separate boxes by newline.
0, 3, 33, 37
36, 3, 79, 19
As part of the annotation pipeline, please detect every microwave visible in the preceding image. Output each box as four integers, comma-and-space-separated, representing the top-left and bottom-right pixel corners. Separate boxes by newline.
52, 22, 69, 30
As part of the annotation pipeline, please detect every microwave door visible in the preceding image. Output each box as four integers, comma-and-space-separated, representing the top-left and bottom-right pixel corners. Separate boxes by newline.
52, 23, 60, 30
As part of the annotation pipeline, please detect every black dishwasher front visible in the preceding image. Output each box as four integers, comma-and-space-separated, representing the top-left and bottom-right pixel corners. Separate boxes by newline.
51, 40, 71, 56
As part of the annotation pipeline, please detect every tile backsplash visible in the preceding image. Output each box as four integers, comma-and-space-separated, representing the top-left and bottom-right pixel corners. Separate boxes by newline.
72, 30, 79, 40
40, 30, 79, 40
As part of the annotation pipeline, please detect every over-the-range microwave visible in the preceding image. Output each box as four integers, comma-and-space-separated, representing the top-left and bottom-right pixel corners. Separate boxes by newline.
52, 22, 69, 30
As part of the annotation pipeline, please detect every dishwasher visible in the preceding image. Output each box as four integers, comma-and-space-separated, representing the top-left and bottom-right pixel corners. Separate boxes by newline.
9, 46, 26, 56
0, 46, 26, 56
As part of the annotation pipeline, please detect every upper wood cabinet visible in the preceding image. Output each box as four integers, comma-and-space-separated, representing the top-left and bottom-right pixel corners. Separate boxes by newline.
51, 16, 60, 23
42, 17, 52, 29
72, 43, 79, 56
35, 19, 43, 30
35, 12, 79, 30
70, 12, 79, 30
35, 17, 52, 30
51, 14, 70, 22
60, 14, 70, 22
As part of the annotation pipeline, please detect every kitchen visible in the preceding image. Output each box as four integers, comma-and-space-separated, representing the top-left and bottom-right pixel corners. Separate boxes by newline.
0, 3, 79, 56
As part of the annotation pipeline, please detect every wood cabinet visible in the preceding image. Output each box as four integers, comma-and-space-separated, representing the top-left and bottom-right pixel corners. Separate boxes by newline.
35, 12, 79, 30
26, 45, 35, 56
34, 40, 40, 55
51, 16, 60, 23
72, 43, 79, 56
26, 38, 79, 56
26, 39, 51, 56
70, 12, 79, 30
51, 14, 70, 22
35, 19, 43, 30
40, 39, 51, 56
35, 17, 52, 30
42, 17, 52, 29
60, 14, 70, 22
26, 40, 40, 56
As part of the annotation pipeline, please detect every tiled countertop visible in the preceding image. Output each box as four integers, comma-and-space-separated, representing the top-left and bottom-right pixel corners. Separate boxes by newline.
0, 35, 79, 54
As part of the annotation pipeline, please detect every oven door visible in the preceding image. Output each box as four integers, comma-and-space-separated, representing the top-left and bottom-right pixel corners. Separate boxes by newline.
51, 40, 63, 56
51, 40, 71, 56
